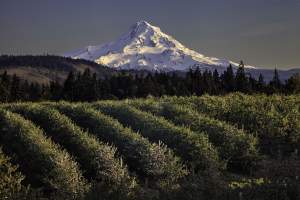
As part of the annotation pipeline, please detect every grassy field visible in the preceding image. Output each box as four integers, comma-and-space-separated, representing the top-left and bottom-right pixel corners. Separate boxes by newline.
1, 93, 299, 200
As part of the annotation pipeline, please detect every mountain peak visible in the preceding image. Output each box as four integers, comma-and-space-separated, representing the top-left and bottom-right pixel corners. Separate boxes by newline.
129, 20, 158, 39
134, 20, 152, 27
64, 21, 255, 71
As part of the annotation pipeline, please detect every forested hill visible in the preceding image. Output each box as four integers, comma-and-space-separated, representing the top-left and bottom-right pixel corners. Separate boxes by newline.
0, 55, 115, 84
1, 55, 299, 85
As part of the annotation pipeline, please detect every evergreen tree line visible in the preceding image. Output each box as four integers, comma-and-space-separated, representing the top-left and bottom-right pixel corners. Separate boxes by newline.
0, 62, 300, 102
0, 55, 102, 70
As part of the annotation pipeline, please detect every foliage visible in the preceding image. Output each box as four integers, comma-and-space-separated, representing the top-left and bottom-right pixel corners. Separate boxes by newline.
0, 109, 88, 199
7, 103, 137, 200
174, 93, 300, 158
131, 99, 260, 174
0, 148, 30, 200
50, 102, 188, 195
1, 60, 300, 103
0, 95, 299, 200
94, 102, 221, 173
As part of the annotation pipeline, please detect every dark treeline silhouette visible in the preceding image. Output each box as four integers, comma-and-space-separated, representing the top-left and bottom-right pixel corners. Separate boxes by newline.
0, 61, 300, 102
0, 55, 102, 70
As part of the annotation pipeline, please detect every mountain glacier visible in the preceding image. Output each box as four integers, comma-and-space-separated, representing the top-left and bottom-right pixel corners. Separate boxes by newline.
64, 21, 255, 72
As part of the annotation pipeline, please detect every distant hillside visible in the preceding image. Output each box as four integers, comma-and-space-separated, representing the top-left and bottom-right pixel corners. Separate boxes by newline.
0, 55, 116, 84
0, 55, 299, 86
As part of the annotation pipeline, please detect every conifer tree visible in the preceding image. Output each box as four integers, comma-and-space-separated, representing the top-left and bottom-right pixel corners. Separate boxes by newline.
63, 71, 75, 101
49, 80, 62, 101
20, 80, 31, 101
0, 71, 10, 102
235, 61, 249, 92
221, 64, 235, 92
257, 74, 266, 93
10, 74, 21, 102
286, 73, 300, 94
212, 69, 221, 94
194, 67, 203, 95
269, 69, 282, 93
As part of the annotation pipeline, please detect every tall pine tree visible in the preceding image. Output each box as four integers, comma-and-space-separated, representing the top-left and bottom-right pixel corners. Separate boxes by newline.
221, 64, 235, 92
63, 71, 75, 101
269, 69, 282, 93
286, 73, 300, 94
235, 61, 249, 93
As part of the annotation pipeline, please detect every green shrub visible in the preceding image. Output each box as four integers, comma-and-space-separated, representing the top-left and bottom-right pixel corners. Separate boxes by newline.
198, 94, 300, 158
0, 148, 30, 200
48, 102, 187, 194
94, 101, 220, 173
132, 100, 259, 174
8, 104, 137, 200
0, 109, 88, 199
1, 95, 298, 200
164, 94, 300, 158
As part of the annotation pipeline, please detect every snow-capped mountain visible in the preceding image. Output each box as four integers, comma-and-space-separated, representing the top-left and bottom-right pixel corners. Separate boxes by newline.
64, 21, 255, 72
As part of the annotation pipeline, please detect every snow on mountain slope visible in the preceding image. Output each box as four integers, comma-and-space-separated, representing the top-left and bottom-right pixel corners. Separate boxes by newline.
64, 21, 255, 71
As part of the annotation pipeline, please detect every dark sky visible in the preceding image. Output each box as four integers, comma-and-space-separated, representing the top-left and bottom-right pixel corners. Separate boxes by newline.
1, 0, 300, 69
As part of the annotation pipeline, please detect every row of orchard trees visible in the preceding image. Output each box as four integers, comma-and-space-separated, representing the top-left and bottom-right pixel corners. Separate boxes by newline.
1, 62, 300, 102
125, 95, 300, 200
0, 102, 225, 200
0, 96, 299, 199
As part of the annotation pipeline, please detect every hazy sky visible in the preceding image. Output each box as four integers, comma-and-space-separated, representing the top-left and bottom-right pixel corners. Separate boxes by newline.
1, 0, 300, 69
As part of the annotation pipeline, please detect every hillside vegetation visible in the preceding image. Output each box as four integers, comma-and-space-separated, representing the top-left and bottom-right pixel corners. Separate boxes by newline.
0, 55, 115, 84
0, 94, 299, 200
1, 56, 300, 103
